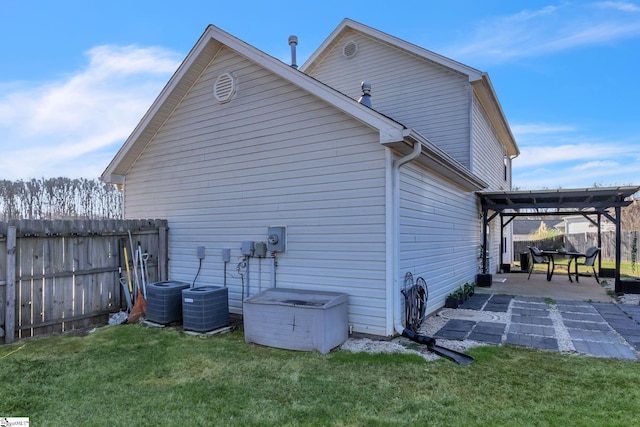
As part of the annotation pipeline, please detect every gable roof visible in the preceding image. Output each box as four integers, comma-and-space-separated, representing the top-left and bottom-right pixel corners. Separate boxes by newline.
300, 19, 519, 158
101, 24, 408, 184
101, 23, 487, 191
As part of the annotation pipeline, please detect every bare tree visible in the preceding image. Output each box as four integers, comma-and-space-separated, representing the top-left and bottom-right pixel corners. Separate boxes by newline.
622, 199, 640, 231
0, 177, 122, 220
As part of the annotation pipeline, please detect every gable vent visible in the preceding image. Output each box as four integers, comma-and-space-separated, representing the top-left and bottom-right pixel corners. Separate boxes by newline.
343, 40, 358, 58
213, 72, 236, 103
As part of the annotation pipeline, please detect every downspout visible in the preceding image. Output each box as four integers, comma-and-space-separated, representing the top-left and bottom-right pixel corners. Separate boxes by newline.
392, 138, 422, 335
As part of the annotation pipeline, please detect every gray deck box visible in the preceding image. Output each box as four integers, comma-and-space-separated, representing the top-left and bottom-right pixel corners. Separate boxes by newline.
182, 286, 229, 332
243, 288, 349, 354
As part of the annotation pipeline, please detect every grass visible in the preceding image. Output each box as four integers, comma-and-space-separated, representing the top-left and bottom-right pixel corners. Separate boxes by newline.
600, 260, 639, 280
525, 259, 638, 280
1, 325, 640, 426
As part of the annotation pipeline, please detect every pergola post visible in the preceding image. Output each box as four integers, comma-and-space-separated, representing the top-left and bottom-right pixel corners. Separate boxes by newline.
477, 186, 639, 294
482, 208, 488, 274
5, 226, 16, 344
615, 206, 622, 293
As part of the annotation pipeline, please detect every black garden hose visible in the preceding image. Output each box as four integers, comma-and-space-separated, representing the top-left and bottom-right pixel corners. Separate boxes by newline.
400, 272, 474, 364
401, 273, 428, 332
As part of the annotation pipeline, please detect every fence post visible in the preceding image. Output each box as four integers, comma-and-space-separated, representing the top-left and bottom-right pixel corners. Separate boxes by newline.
5, 226, 16, 344
158, 226, 168, 281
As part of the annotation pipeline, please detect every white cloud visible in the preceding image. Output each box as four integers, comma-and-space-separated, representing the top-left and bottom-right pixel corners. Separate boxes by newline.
513, 142, 633, 168
511, 121, 640, 188
571, 160, 619, 171
511, 123, 576, 136
596, 1, 640, 12
442, 2, 640, 63
513, 160, 639, 189
0, 45, 180, 180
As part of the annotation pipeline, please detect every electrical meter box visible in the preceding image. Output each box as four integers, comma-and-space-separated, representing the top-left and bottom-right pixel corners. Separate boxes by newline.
254, 242, 267, 257
241, 240, 254, 256
267, 226, 286, 252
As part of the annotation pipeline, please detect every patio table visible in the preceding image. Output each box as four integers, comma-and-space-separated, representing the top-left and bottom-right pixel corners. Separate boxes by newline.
567, 252, 590, 283
540, 250, 586, 282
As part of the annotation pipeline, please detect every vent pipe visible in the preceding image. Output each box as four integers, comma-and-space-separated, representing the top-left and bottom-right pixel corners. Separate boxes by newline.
358, 81, 372, 108
288, 35, 298, 69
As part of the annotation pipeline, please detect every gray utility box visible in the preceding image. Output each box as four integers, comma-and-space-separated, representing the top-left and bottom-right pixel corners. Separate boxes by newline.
146, 281, 191, 324
243, 288, 349, 354
182, 286, 229, 332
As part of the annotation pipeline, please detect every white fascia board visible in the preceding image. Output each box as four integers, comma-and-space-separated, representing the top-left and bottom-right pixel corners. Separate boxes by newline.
378, 126, 407, 145
102, 24, 407, 181
472, 74, 520, 158
215, 26, 407, 143
301, 18, 484, 81
300, 19, 349, 73
397, 129, 488, 191
102, 173, 124, 185
102, 25, 221, 181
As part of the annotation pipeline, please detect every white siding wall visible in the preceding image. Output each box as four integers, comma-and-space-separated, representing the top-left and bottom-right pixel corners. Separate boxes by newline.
307, 31, 472, 167
471, 95, 512, 272
565, 218, 600, 234
399, 161, 480, 314
123, 48, 389, 336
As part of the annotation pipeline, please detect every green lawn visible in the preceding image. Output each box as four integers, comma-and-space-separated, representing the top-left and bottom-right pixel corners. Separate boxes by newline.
1, 325, 639, 426
524, 259, 638, 280
600, 260, 638, 279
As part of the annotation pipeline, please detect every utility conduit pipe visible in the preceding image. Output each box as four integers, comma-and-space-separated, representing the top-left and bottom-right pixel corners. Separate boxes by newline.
270, 252, 278, 288
388, 137, 475, 364
391, 138, 422, 335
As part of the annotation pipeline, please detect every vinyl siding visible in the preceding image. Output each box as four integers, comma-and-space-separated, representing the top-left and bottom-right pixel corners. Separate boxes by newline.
123, 47, 389, 336
471, 95, 511, 271
398, 161, 480, 313
306, 30, 472, 167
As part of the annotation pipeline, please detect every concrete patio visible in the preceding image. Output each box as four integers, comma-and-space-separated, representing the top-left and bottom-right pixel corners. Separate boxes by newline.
424, 268, 640, 359
475, 267, 613, 303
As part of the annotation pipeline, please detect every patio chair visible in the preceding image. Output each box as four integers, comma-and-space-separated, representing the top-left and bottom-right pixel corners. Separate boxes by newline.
571, 247, 601, 283
527, 246, 552, 280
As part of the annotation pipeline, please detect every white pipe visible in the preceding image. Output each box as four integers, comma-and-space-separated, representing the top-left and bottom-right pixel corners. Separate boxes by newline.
271, 253, 277, 288
258, 257, 262, 292
138, 246, 147, 298
392, 139, 422, 335
288, 35, 298, 69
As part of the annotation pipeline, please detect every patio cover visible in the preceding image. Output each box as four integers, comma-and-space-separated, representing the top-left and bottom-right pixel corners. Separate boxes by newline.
477, 186, 640, 292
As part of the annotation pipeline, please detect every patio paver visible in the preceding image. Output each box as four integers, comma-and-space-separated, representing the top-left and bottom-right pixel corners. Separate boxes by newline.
431, 294, 639, 360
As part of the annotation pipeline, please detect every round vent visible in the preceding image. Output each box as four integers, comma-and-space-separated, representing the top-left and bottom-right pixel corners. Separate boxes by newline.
213, 72, 236, 103
342, 40, 358, 58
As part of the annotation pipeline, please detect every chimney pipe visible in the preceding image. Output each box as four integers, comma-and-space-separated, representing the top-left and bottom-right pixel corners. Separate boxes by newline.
288, 35, 298, 70
358, 81, 372, 108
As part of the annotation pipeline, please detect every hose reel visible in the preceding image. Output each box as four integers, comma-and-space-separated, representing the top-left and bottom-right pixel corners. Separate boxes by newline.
401, 272, 428, 332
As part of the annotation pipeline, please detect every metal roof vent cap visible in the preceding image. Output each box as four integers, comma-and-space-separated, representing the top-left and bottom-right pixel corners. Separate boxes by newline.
343, 40, 358, 58
358, 81, 372, 108
288, 35, 298, 69
213, 72, 236, 103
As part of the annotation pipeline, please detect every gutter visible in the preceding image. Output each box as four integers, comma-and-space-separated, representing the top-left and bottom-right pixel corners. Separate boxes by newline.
384, 129, 487, 192
387, 138, 476, 364
391, 137, 422, 335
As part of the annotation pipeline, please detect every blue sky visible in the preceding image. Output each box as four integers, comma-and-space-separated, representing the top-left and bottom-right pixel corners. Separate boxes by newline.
1, 0, 639, 190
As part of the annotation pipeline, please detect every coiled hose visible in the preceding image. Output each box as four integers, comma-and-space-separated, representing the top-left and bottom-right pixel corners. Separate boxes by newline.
401, 272, 428, 332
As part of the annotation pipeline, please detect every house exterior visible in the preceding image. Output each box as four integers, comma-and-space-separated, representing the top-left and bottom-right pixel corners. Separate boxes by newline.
102, 19, 519, 337
561, 215, 615, 235
513, 219, 563, 241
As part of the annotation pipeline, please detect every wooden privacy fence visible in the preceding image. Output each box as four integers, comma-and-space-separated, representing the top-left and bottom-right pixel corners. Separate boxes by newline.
1, 219, 168, 344
514, 231, 638, 263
